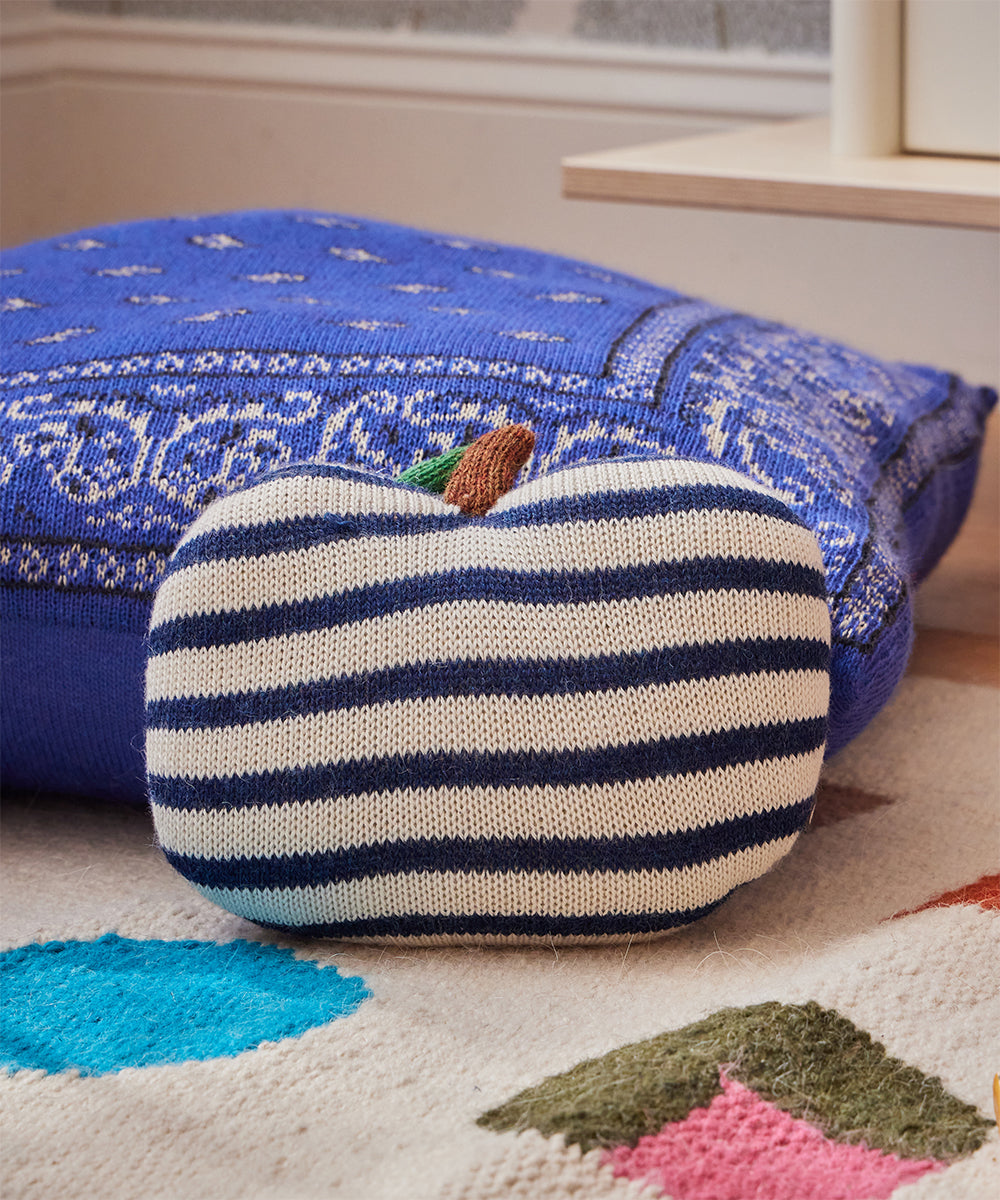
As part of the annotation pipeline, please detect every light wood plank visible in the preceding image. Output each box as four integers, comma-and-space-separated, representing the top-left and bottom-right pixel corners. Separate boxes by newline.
562, 117, 1000, 228
907, 629, 999, 688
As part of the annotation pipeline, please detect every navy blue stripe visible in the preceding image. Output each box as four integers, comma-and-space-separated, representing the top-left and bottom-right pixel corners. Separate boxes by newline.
148, 557, 828, 656
167, 483, 804, 574
258, 461, 402, 487
169, 510, 463, 574
164, 796, 814, 890
254, 901, 726, 940
146, 636, 830, 732
148, 715, 826, 812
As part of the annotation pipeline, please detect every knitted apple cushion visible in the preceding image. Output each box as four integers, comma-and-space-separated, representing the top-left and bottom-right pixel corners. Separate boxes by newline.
0, 209, 995, 804
146, 452, 830, 943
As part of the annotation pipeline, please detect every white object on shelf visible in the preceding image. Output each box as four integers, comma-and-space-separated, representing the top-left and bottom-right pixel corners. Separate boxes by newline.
904, 0, 1000, 159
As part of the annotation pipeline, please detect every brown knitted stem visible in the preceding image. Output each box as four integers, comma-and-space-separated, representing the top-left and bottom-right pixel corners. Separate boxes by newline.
443, 425, 536, 516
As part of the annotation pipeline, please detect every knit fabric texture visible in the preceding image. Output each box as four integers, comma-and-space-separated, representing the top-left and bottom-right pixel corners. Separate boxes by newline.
442, 423, 536, 514
480, 998, 991, 1198
603, 1076, 943, 1200
0, 209, 995, 801
478, 999, 991, 1159
146, 455, 830, 943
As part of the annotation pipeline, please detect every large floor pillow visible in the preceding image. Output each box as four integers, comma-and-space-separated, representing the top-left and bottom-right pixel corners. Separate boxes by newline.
1, 211, 994, 928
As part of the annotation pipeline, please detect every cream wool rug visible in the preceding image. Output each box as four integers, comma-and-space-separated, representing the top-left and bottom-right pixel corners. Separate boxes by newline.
2, 628, 998, 1200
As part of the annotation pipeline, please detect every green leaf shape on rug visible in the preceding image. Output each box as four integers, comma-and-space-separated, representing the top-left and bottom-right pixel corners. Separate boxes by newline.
478, 1001, 991, 1162
398, 444, 469, 493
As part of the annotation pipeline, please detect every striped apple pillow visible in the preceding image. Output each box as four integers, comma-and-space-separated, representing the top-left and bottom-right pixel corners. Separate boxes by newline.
146, 455, 830, 944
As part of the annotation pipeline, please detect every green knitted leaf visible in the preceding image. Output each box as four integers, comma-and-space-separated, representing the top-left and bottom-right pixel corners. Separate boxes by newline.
398, 444, 468, 493
478, 1001, 991, 1160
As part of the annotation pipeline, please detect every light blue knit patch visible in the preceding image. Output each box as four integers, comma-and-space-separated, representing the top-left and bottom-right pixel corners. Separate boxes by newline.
0, 933, 370, 1076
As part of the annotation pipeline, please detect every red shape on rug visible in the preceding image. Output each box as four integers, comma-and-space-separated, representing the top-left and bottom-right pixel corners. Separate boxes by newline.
892, 872, 1000, 919
602, 1075, 942, 1200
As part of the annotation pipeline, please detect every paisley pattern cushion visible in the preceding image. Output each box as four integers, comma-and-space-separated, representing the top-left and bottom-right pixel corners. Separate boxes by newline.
0, 209, 995, 802
146, 455, 831, 943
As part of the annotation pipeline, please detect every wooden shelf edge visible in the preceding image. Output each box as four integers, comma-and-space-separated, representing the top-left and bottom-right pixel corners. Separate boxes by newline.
562, 118, 1000, 229
563, 164, 999, 227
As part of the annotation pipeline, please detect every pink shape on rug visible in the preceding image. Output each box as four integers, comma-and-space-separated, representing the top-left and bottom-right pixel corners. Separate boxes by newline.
602, 1075, 943, 1200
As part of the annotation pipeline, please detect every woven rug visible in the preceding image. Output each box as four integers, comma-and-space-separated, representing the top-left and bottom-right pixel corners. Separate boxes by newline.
2, 627, 998, 1200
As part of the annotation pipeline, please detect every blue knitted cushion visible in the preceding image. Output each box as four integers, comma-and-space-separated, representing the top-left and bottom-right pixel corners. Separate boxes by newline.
146, 454, 832, 944
1, 209, 995, 806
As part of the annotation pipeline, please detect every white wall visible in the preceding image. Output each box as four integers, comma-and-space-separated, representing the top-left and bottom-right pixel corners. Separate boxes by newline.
1, 3, 997, 390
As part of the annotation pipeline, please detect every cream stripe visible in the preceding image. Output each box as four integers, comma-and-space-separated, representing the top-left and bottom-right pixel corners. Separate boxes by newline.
174, 468, 452, 551
152, 747, 825, 859
494, 457, 779, 508
192, 837, 799, 925
146, 669, 829, 780
175, 456, 772, 545
146, 590, 832, 703
152, 506, 821, 626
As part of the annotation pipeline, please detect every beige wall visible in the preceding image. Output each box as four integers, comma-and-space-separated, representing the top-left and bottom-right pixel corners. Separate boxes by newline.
2, 5, 997, 390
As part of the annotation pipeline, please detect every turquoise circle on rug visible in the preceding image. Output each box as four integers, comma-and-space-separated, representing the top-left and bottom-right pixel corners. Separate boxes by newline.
0, 933, 370, 1076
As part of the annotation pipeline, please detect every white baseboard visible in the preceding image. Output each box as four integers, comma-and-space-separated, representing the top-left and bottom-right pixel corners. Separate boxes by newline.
2, 10, 829, 119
